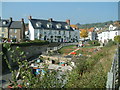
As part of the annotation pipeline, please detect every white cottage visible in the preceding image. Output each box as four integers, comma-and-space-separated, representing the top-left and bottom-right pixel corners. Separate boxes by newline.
28, 16, 79, 42
98, 24, 120, 43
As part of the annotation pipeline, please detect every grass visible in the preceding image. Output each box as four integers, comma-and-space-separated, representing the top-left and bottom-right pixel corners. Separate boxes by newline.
58, 45, 98, 56
66, 45, 117, 88
58, 45, 77, 55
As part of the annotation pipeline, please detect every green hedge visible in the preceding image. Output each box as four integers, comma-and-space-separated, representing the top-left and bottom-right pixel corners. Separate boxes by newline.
11, 40, 49, 46
88, 40, 100, 46
105, 39, 116, 47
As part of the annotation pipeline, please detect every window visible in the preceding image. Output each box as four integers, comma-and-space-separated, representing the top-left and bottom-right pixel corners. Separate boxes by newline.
44, 32, 47, 35
63, 31, 65, 35
2, 28, 4, 32
14, 29, 17, 33
56, 24, 61, 29
14, 36, 16, 38
10, 35, 13, 38
47, 23, 52, 28
65, 25, 70, 29
36, 22, 42, 27
54, 31, 57, 34
3, 21, 7, 25
115, 32, 117, 35
2, 34, 4, 37
59, 31, 61, 34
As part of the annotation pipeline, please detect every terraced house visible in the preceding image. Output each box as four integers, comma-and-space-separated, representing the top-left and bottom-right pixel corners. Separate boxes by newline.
9, 18, 25, 42
28, 16, 80, 42
0, 17, 12, 39
0, 17, 25, 42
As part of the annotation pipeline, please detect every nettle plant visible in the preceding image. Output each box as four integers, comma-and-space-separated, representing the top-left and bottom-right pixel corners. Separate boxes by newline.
2, 43, 66, 88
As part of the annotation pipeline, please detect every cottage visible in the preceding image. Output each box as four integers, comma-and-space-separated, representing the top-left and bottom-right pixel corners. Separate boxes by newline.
0, 17, 12, 39
28, 16, 79, 42
98, 23, 120, 43
9, 18, 25, 42
0, 17, 25, 42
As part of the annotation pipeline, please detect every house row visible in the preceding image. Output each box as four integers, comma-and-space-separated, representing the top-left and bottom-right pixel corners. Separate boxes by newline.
97, 23, 120, 43
0, 16, 80, 43
28, 16, 80, 42
0, 17, 25, 42
79, 28, 97, 41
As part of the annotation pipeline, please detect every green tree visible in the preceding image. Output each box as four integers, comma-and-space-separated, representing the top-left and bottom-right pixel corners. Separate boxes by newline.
114, 35, 120, 43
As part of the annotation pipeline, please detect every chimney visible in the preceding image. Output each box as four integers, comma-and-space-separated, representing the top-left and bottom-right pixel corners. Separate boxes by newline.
66, 19, 70, 25
48, 18, 53, 22
28, 16, 32, 20
9, 17, 12, 22
21, 18, 24, 22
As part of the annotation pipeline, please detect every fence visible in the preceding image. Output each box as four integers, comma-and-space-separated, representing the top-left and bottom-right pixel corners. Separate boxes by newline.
106, 45, 120, 89
45, 43, 78, 54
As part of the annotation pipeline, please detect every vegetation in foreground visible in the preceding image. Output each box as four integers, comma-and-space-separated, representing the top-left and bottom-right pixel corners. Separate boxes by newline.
2, 40, 117, 88
66, 44, 116, 88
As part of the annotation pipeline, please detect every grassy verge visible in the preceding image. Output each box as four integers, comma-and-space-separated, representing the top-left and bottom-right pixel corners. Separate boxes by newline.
66, 45, 116, 88
58, 45, 77, 55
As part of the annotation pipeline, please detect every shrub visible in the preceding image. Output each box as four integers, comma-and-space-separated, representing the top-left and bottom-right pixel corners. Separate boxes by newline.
88, 40, 100, 46
114, 35, 120, 43
11, 40, 49, 46
105, 39, 116, 47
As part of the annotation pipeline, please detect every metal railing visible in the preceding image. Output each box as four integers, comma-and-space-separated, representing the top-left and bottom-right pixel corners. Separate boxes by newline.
106, 45, 120, 89
46, 43, 78, 53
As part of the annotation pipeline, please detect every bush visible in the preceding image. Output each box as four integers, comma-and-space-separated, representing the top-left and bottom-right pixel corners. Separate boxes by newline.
105, 39, 116, 47
88, 40, 100, 46
114, 35, 120, 43
11, 40, 49, 46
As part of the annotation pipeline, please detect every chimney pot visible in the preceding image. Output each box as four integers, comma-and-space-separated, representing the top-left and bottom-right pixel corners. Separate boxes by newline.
9, 17, 12, 22
48, 18, 53, 22
21, 18, 24, 22
28, 16, 32, 20
66, 19, 70, 25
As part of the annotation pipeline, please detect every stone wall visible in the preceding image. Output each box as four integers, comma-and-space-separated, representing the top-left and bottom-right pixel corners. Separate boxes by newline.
3, 43, 78, 65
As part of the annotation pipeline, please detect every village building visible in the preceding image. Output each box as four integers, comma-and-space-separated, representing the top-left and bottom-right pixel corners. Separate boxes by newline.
0, 17, 25, 42
0, 17, 12, 39
9, 18, 25, 42
28, 16, 80, 42
97, 23, 120, 44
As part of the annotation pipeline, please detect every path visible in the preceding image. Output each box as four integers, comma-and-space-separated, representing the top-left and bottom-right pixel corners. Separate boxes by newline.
68, 47, 80, 55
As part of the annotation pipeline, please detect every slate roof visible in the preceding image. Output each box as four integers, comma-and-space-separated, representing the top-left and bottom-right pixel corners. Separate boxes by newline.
29, 19, 74, 31
10, 21, 23, 29
0, 19, 11, 27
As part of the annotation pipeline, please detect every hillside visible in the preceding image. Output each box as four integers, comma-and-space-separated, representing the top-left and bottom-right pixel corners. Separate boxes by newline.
77, 21, 114, 29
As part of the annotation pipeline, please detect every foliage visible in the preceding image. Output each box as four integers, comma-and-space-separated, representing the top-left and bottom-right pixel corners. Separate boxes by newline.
66, 45, 116, 88
2, 43, 66, 88
77, 21, 114, 29
105, 39, 116, 47
88, 40, 100, 46
80, 29, 88, 39
114, 35, 120, 43
11, 40, 49, 46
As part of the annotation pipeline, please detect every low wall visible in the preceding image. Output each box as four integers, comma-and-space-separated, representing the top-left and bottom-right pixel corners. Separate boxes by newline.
2, 43, 78, 65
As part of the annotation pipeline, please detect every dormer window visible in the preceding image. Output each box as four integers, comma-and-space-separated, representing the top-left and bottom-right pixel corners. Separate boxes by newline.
3, 21, 7, 25
56, 23, 61, 29
65, 25, 70, 29
36, 22, 42, 27
47, 23, 52, 28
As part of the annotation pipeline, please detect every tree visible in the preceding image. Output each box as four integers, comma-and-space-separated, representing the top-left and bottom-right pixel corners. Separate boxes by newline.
80, 29, 88, 40
114, 35, 120, 43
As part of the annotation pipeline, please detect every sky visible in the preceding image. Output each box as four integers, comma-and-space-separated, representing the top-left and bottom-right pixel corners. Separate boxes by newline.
1, 2, 119, 24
